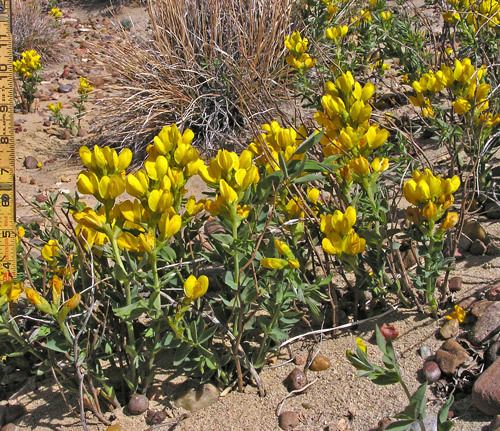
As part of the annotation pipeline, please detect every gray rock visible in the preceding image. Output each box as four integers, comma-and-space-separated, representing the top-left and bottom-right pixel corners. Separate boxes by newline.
472, 302, 500, 344
3, 405, 26, 424
278, 411, 300, 430
409, 414, 437, 431
57, 83, 73, 93
471, 300, 494, 318
173, 383, 219, 412
418, 345, 432, 361
485, 201, 500, 220
1, 424, 20, 431
485, 339, 500, 367
23, 156, 38, 169
470, 239, 487, 256
440, 319, 459, 339
472, 358, 500, 415
435, 339, 470, 375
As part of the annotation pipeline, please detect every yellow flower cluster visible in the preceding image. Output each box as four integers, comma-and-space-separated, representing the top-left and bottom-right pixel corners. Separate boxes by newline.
445, 304, 467, 323
199, 149, 259, 220
403, 168, 460, 228
320, 206, 366, 256
325, 25, 348, 43
248, 121, 306, 172
445, 0, 499, 29
78, 77, 94, 95
409, 58, 493, 119
0, 271, 23, 308
49, 7, 63, 19
48, 101, 63, 114
315, 72, 389, 158
284, 31, 316, 71
13, 50, 42, 79
261, 239, 300, 270
74, 124, 201, 253
322, 0, 339, 16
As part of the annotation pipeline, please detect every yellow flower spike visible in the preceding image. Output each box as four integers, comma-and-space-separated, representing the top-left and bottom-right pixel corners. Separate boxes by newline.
126, 170, 149, 197
50, 275, 63, 306
41, 239, 60, 264
219, 179, 238, 205
356, 337, 367, 354
445, 305, 466, 323
325, 25, 349, 42
78, 77, 94, 95
261, 257, 289, 270
25, 288, 52, 314
184, 274, 209, 301
336, 71, 355, 95
364, 126, 389, 150
159, 213, 182, 240
440, 212, 459, 230
49, 7, 63, 18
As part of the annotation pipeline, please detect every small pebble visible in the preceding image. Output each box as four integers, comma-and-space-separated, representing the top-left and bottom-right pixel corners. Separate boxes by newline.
418, 345, 432, 361
145, 409, 167, 425
285, 368, 307, 391
23, 156, 39, 170
309, 354, 331, 371
439, 318, 459, 339
58, 83, 73, 93
127, 393, 149, 415
423, 361, 441, 383
35, 194, 48, 203
278, 411, 300, 430
448, 276, 462, 292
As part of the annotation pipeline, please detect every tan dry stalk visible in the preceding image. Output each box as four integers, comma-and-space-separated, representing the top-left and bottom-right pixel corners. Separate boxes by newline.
90, 0, 294, 156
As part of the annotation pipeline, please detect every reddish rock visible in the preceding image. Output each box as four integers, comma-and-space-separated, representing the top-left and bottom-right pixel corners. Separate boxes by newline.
486, 284, 500, 301
380, 323, 399, 341
472, 302, 500, 345
472, 358, 500, 415
471, 300, 494, 318
285, 368, 307, 391
448, 276, 462, 292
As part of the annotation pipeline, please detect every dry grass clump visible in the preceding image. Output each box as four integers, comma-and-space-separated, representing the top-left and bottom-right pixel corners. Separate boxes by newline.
12, 0, 61, 61
92, 0, 294, 155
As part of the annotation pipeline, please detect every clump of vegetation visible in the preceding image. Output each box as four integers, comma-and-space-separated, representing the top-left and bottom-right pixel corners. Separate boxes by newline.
92, 0, 294, 155
13, 49, 42, 113
12, 0, 61, 62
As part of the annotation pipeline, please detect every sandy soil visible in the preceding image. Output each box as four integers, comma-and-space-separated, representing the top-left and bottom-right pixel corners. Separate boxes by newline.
6, 3, 499, 431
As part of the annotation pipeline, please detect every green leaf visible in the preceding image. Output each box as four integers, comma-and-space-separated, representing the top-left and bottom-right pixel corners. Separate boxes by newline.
438, 394, 454, 431
385, 419, 415, 431
375, 325, 388, 355
294, 131, 322, 155
278, 153, 288, 177
113, 299, 148, 320
291, 173, 324, 184
44, 336, 68, 353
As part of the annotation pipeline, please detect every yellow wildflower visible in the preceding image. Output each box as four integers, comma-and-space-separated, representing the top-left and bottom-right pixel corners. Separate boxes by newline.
184, 275, 209, 301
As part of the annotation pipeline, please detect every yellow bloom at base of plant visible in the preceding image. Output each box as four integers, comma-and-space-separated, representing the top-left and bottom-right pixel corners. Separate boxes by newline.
452, 97, 472, 115
48, 102, 63, 114
184, 275, 209, 301
49, 7, 63, 18
78, 77, 94, 95
307, 188, 321, 205
356, 337, 367, 353
25, 288, 52, 314
0, 280, 23, 304
13, 50, 42, 79
41, 239, 60, 264
445, 305, 466, 323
